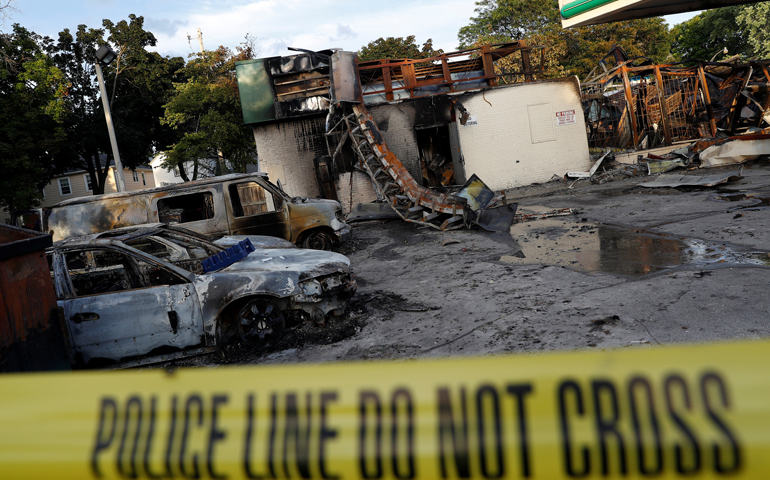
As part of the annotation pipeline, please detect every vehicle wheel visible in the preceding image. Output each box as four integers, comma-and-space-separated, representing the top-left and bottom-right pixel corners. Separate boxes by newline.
302, 230, 334, 250
237, 298, 285, 348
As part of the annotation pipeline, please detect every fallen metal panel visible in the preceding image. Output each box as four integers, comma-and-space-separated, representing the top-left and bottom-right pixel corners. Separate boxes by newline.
235, 59, 277, 124
330, 51, 362, 104
455, 174, 495, 211
644, 158, 687, 174
471, 203, 519, 232
700, 135, 770, 168
641, 170, 744, 188
345, 203, 402, 222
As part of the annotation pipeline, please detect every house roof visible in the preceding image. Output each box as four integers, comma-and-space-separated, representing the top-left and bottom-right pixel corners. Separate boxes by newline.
57, 154, 152, 177
52, 172, 271, 207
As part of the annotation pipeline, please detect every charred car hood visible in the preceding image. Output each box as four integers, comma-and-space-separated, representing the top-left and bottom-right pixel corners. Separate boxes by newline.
192, 248, 351, 317
288, 198, 340, 217
221, 248, 350, 278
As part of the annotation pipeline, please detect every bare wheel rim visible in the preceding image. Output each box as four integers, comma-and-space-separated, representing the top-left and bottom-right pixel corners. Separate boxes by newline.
303, 231, 334, 250
237, 299, 285, 348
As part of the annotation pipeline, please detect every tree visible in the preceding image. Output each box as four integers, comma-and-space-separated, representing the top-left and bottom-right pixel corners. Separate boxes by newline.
161, 37, 259, 181
457, 0, 670, 80
358, 36, 443, 61
0, 24, 72, 211
737, 2, 770, 59
560, 18, 670, 77
52, 15, 183, 194
670, 6, 751, 61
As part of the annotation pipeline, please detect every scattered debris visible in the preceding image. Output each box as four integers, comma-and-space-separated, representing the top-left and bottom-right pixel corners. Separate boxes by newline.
441, 239, 460, 246
642, 158, 688, 174
328, 99, 519, 233
582, 46, 770, 151
640, 169, 744, 188
698, 134, 770, 168
567, 150, 613, 178
345, 202, 402, 223
591, 164, 647, 184
514, 208, 576, 223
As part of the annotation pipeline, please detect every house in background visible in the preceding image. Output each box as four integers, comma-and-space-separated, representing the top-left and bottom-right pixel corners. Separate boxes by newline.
150, 154, 259, 187
39, 158, 156, 209
2, 157, 156, 228
150, 154, 216, 186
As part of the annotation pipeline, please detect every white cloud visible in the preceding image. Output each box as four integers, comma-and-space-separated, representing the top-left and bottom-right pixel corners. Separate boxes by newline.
151, 0, 478, 58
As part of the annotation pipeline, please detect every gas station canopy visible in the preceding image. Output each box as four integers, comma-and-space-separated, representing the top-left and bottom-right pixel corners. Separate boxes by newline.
559, 0, 765, 28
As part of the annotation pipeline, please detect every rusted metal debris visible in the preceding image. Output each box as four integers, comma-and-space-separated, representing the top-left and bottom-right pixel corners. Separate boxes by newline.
357, 41, 546, 103
581, 46, 770, 151
0, 225, 70, 372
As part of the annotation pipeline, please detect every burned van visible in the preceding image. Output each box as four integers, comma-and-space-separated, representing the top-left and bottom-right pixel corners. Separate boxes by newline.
46, 173, 350, 249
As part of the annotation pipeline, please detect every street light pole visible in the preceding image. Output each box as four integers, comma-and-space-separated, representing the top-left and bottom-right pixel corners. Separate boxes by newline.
94, 46, 126, 192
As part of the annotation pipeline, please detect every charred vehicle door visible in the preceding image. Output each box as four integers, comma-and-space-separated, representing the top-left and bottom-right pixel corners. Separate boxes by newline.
224, 179, 291, 239
53, 247, 204, 366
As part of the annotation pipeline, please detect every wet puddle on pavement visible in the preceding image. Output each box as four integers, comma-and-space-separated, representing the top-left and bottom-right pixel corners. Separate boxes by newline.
501, 218, 770, 277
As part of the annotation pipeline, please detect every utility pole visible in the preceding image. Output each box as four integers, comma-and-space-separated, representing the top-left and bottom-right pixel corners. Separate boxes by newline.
197, 28, 204, 53
94, 45, 127, 193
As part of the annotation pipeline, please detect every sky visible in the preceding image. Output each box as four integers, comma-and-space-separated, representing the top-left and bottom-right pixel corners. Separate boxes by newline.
6, 0, 698, 60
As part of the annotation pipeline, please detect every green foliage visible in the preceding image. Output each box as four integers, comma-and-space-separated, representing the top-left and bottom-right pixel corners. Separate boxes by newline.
561, 18, 671, 78
161, 39, 258, 180
458, 0, 559, 45
358, 36, 443, 61
737, 2, 770, 59
670, 6, 751, 61
457, 0, 670, 80
51, 15, 183, 194
0, 24, 71, 211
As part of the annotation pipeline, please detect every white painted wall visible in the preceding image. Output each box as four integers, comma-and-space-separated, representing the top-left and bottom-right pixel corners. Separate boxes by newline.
456, 77, 591, 191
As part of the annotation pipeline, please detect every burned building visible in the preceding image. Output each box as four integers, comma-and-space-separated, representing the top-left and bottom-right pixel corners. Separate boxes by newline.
581, 47, 770, 151
235, 42, 592, 213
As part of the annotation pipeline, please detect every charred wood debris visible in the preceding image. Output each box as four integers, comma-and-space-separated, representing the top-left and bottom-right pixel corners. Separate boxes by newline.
573, 46, 770, 185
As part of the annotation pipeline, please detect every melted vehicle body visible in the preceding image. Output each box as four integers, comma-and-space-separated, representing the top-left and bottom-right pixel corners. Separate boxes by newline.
48, 225, 356, 367
45, 173, 351, 248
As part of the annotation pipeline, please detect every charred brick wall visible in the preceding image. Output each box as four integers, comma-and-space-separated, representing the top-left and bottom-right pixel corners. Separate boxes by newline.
251, 106, 426, 206
336, 171, 378, 214
369, 104, 422, 181
251, 116, 327, 198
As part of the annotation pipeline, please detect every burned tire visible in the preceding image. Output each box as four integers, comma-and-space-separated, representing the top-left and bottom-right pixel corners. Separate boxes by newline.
301, 230, 335, 251
237, 298, 285, 348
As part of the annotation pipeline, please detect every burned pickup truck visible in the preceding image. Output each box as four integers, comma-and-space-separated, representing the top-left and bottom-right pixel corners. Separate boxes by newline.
43, 173, 351, 249
48, 224, 356, 367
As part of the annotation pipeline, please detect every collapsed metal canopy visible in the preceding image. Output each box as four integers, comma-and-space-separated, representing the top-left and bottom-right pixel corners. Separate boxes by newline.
559, 0, 766, 28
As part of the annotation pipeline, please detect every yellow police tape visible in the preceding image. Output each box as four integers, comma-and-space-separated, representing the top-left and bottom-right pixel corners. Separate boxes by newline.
1, 340, 768, 479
